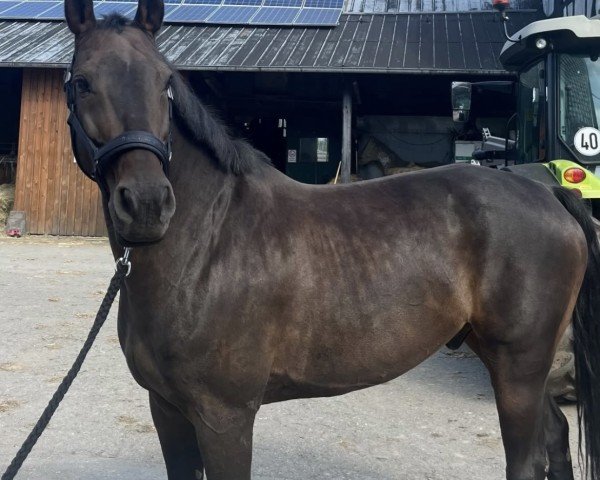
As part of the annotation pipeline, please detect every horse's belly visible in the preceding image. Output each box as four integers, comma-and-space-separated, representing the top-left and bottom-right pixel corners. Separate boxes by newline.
263, 311, 461, 403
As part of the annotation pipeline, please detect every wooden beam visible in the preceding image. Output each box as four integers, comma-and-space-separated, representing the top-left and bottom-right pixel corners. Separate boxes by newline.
341, 87, 352, 184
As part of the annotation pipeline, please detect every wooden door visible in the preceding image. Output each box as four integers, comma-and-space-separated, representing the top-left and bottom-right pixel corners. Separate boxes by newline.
14, 68, 106, 236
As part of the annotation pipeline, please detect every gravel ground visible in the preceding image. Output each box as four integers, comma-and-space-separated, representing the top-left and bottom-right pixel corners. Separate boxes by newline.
0, 236, 583, 480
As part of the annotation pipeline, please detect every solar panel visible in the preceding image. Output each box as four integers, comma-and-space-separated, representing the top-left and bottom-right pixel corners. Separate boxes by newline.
164, 3, 182, 14
0, 1, 53, 18
303, 0, 343, 8
207, 5, 258, 22
250, 6, 299, 24
36, 2, 63, 17
223, 0, 260, 6
0, 1, 20, 13
293, 7, 341, 24
0, 0, 342, 25
183, 0, 220, 5
165, 4, 217, 21
263, 0, 302, 7
94, 1, 136, 15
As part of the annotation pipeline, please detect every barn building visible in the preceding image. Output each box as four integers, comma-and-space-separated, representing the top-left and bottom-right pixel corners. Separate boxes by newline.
0, 0, 564, 236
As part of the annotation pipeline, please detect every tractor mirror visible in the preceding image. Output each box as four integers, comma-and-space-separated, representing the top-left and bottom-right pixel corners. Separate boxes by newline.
451, 82, 472, 124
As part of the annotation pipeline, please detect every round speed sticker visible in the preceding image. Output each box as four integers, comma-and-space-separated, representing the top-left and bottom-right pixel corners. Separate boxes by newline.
574, 127, 600, 156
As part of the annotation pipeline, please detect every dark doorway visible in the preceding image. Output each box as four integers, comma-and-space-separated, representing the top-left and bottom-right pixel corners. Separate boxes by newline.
0, 68, 22, 184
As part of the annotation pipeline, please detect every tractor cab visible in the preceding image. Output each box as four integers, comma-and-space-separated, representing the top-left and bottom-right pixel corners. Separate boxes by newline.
452, 13, 600, 212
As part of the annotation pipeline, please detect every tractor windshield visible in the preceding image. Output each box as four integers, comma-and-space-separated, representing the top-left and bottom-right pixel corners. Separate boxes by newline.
558, 54, 600, 159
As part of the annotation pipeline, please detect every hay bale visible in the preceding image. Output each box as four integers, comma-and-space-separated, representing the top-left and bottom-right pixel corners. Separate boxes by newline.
0, 183, 15, 227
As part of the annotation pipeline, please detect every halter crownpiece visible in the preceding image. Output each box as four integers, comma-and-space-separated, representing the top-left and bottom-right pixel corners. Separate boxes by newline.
63, 63, 173, 193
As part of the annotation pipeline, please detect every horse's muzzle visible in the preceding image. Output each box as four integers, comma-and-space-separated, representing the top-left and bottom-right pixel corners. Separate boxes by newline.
109, 179, 176, 245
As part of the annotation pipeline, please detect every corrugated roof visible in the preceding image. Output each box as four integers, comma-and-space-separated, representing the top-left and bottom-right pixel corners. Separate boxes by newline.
344, 0, 538, 13
0, 11, 541, 73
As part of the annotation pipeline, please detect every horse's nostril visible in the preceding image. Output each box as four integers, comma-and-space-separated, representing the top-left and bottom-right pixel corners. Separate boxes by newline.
114, 186, 138, 224
160, 185, 176, 222
121, 188, 138, 214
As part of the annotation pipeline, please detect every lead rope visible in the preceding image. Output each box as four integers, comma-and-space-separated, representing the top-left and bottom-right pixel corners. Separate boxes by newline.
1, 248, 132, 480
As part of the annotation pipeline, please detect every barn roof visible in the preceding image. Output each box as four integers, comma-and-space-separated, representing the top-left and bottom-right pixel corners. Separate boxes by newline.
0, 10, 541, 74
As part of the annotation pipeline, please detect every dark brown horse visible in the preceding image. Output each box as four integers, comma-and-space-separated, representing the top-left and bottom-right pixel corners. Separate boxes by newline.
64, 1, 600, 478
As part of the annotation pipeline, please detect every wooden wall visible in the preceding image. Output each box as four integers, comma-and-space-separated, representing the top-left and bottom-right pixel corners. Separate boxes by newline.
14, 69, 106, 236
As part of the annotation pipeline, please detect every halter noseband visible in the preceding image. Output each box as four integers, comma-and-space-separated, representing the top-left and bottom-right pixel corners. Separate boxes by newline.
63, 61, 173, 194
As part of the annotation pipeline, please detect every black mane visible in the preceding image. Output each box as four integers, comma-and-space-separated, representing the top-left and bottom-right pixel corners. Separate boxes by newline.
97, 14, 271, 175
169, 72, 271, 174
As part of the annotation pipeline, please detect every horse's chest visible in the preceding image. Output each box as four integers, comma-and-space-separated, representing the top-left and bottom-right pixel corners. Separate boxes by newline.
118, 310, 218, 403
121, 334, 166, 392
118, 315, 178, 396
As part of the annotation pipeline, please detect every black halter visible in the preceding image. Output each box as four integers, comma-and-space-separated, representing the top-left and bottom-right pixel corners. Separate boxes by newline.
63, 59, 173, 194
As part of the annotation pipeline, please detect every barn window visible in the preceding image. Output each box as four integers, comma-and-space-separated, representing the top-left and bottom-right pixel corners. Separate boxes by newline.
299, 137, 329, 163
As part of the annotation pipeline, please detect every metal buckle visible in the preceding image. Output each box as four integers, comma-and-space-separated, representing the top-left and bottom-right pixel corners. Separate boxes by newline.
115, 247, 132, 277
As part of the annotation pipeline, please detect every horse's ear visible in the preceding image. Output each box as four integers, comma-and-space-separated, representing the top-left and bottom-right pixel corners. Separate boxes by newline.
134, 0, 164, 35
65, 0, 96, 35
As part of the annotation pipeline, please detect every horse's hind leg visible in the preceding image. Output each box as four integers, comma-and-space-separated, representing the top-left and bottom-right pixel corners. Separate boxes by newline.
544, 394, 574, 480
149, 392, 205, 480
474, 339, 551, 480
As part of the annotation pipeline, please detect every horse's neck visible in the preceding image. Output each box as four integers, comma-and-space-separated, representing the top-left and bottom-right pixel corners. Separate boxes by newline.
110, 124, 247, 275
162, 124, 238, 248
107, 120, 284, 287
170, 124, 234, 218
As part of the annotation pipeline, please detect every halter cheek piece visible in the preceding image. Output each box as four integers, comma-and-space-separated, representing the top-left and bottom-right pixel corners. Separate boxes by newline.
63, 62, 173, 194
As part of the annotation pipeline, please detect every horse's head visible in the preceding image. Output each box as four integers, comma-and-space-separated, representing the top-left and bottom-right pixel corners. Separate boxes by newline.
65, 0, 175, 245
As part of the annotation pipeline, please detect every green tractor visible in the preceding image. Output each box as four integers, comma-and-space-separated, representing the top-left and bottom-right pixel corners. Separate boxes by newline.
452, 14, 600, 209
452, 10, 600, 400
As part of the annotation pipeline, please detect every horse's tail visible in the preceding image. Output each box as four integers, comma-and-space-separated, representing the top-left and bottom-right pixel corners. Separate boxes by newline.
553, 187, 600, 479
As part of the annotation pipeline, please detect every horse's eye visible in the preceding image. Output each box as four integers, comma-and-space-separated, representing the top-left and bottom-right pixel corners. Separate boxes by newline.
164, 75, 174, 92
74, 78, 91, 95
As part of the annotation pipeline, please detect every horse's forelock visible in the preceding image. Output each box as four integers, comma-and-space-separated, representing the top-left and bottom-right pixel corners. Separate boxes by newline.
97, 13, 133, 32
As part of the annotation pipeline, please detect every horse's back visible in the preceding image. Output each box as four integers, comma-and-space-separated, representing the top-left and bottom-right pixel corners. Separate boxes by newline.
281, 163, 583, 267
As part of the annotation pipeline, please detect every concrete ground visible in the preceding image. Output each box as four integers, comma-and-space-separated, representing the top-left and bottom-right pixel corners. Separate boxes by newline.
0, 236, 583, 480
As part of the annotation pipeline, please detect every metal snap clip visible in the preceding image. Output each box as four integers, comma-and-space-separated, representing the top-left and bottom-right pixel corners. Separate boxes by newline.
115, 247, 132, 277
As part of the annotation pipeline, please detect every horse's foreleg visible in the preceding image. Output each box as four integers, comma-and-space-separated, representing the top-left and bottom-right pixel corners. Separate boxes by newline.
191, 397, 257, 480
149, 392, 205, 480
544, 394, 574, 480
